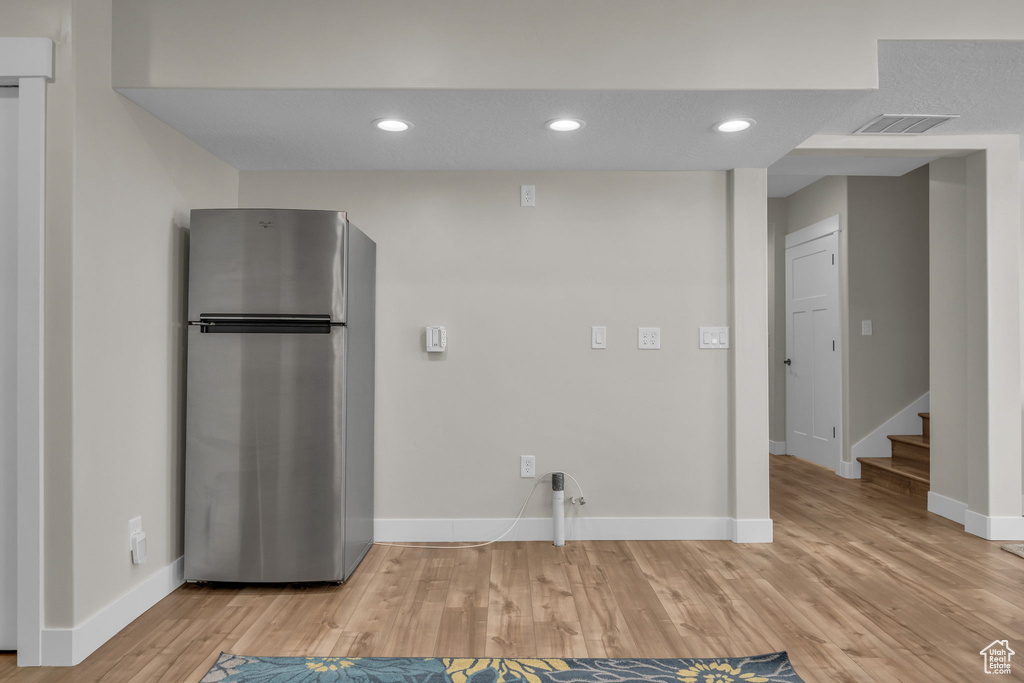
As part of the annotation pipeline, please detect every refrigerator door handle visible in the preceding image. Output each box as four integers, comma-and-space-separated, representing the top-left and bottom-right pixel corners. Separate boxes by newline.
194, 314, 335, 335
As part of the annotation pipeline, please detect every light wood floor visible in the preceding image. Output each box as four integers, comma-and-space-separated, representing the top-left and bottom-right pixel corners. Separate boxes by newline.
2, 454, 1022, 682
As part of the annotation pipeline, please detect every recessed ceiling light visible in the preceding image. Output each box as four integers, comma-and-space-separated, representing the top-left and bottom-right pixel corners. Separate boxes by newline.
546, 118, 585, 132
715, 119, 755, 133
374, 118, 412, 132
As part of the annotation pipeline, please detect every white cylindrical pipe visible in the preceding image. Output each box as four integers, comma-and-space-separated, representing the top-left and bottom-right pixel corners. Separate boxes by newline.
552, 489, 565, 546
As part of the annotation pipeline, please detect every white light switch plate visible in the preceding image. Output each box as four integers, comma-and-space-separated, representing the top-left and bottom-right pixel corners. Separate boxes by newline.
862, 320, 872, 335
699, 327, 730, 349
592, 326, 607, 349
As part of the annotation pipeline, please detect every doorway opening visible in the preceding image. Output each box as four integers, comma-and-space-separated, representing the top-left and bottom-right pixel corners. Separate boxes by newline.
769, 162, 931, 490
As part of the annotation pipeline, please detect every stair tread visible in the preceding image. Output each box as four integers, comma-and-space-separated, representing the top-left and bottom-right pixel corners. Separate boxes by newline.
887, 434, 930, 448
857, 456, 930, 484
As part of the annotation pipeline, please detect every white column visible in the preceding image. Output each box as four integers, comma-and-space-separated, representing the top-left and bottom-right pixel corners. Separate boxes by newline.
728, 168, 772, 543
963, 144, 1024, 538
16, 74, 46, 668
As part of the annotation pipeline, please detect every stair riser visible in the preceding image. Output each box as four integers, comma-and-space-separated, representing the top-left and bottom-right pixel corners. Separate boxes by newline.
861, 464, 929, 502
891, 440, 929, 470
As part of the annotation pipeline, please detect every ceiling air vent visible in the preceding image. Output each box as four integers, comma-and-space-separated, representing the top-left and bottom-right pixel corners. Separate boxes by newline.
854, 114, 959, 135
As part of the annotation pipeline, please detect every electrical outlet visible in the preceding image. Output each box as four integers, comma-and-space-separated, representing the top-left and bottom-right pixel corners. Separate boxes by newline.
638, 327, 661, 349
521, 185, 536, 207
520, 455, 536, 478
128, 516, 142, 549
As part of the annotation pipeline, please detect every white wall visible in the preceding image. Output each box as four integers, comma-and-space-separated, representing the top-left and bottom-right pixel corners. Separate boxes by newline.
0, 0, 240, 638
767, 198, 787, 443
239, 171, 731, 522
110, 0, 1024, 91
847, 169, 930, 445
65, 0, 239, 626
0, 85, 18, 650
929, 157, 969, 503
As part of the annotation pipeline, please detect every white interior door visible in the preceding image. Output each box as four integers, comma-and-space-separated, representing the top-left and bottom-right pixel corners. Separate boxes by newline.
785, 216, 841, 471
0, 87, 18, 650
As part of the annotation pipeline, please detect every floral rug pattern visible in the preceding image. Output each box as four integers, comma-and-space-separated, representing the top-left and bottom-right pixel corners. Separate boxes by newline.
200, 653, 806, 683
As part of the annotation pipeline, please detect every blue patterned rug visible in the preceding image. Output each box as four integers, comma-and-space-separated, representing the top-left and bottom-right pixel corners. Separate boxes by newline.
199, 654, 806, 683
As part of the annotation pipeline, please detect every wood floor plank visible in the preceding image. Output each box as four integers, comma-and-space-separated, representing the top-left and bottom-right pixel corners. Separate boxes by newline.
565, 564, 639, 658
381, 552, 454, 656
2, 454, 1021, 681
485, 542, 536, 657
435, 546, 492, 656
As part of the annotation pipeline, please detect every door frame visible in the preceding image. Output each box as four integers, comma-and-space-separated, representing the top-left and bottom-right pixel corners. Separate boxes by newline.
784, 215, 843, 472
1, 37, 51, 667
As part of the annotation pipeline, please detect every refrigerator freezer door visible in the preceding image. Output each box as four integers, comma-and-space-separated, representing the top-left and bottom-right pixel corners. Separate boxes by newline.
184, 325, 347, 582
188, 209, 348, 322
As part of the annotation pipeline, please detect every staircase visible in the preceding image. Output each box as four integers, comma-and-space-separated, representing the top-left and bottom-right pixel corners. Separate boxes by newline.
856, 412, 929, 502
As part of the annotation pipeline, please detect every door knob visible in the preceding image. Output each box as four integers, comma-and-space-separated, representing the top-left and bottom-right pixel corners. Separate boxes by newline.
784, 358, 792, 366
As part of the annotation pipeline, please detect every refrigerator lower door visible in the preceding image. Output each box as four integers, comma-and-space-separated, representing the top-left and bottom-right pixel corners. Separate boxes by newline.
184, 325, 346, 582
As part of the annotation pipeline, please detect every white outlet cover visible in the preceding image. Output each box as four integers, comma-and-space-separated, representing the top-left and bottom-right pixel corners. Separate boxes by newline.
521, 184, 536, 207
638, 327, 661, 349
520, 454, 536, 478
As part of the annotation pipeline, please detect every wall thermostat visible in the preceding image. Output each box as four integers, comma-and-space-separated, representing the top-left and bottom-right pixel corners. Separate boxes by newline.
426, 326, 447, 352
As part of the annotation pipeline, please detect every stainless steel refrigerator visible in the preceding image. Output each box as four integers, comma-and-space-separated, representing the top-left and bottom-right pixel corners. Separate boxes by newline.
184, 209, 375, 583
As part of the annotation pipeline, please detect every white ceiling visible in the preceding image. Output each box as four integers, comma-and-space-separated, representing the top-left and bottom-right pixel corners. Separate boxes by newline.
117, 40, 1024, 174
769, 40, 1024, 196
117, 88, 865, 171
823, 41, 1024, 147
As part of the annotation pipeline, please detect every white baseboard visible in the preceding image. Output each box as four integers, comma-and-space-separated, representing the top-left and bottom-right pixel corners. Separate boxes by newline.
964, 510, 1024, 541
928, 491, 968, 525
768, 440, 787, 456
730, 518, 774, 543
836, 459, 862, 479
41, 556, 184, 666
374, 516, 772, 543
851, 392, 930, 461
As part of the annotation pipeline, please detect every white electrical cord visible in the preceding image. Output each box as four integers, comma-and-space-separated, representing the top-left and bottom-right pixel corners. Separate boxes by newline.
375, 471, 585, 550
